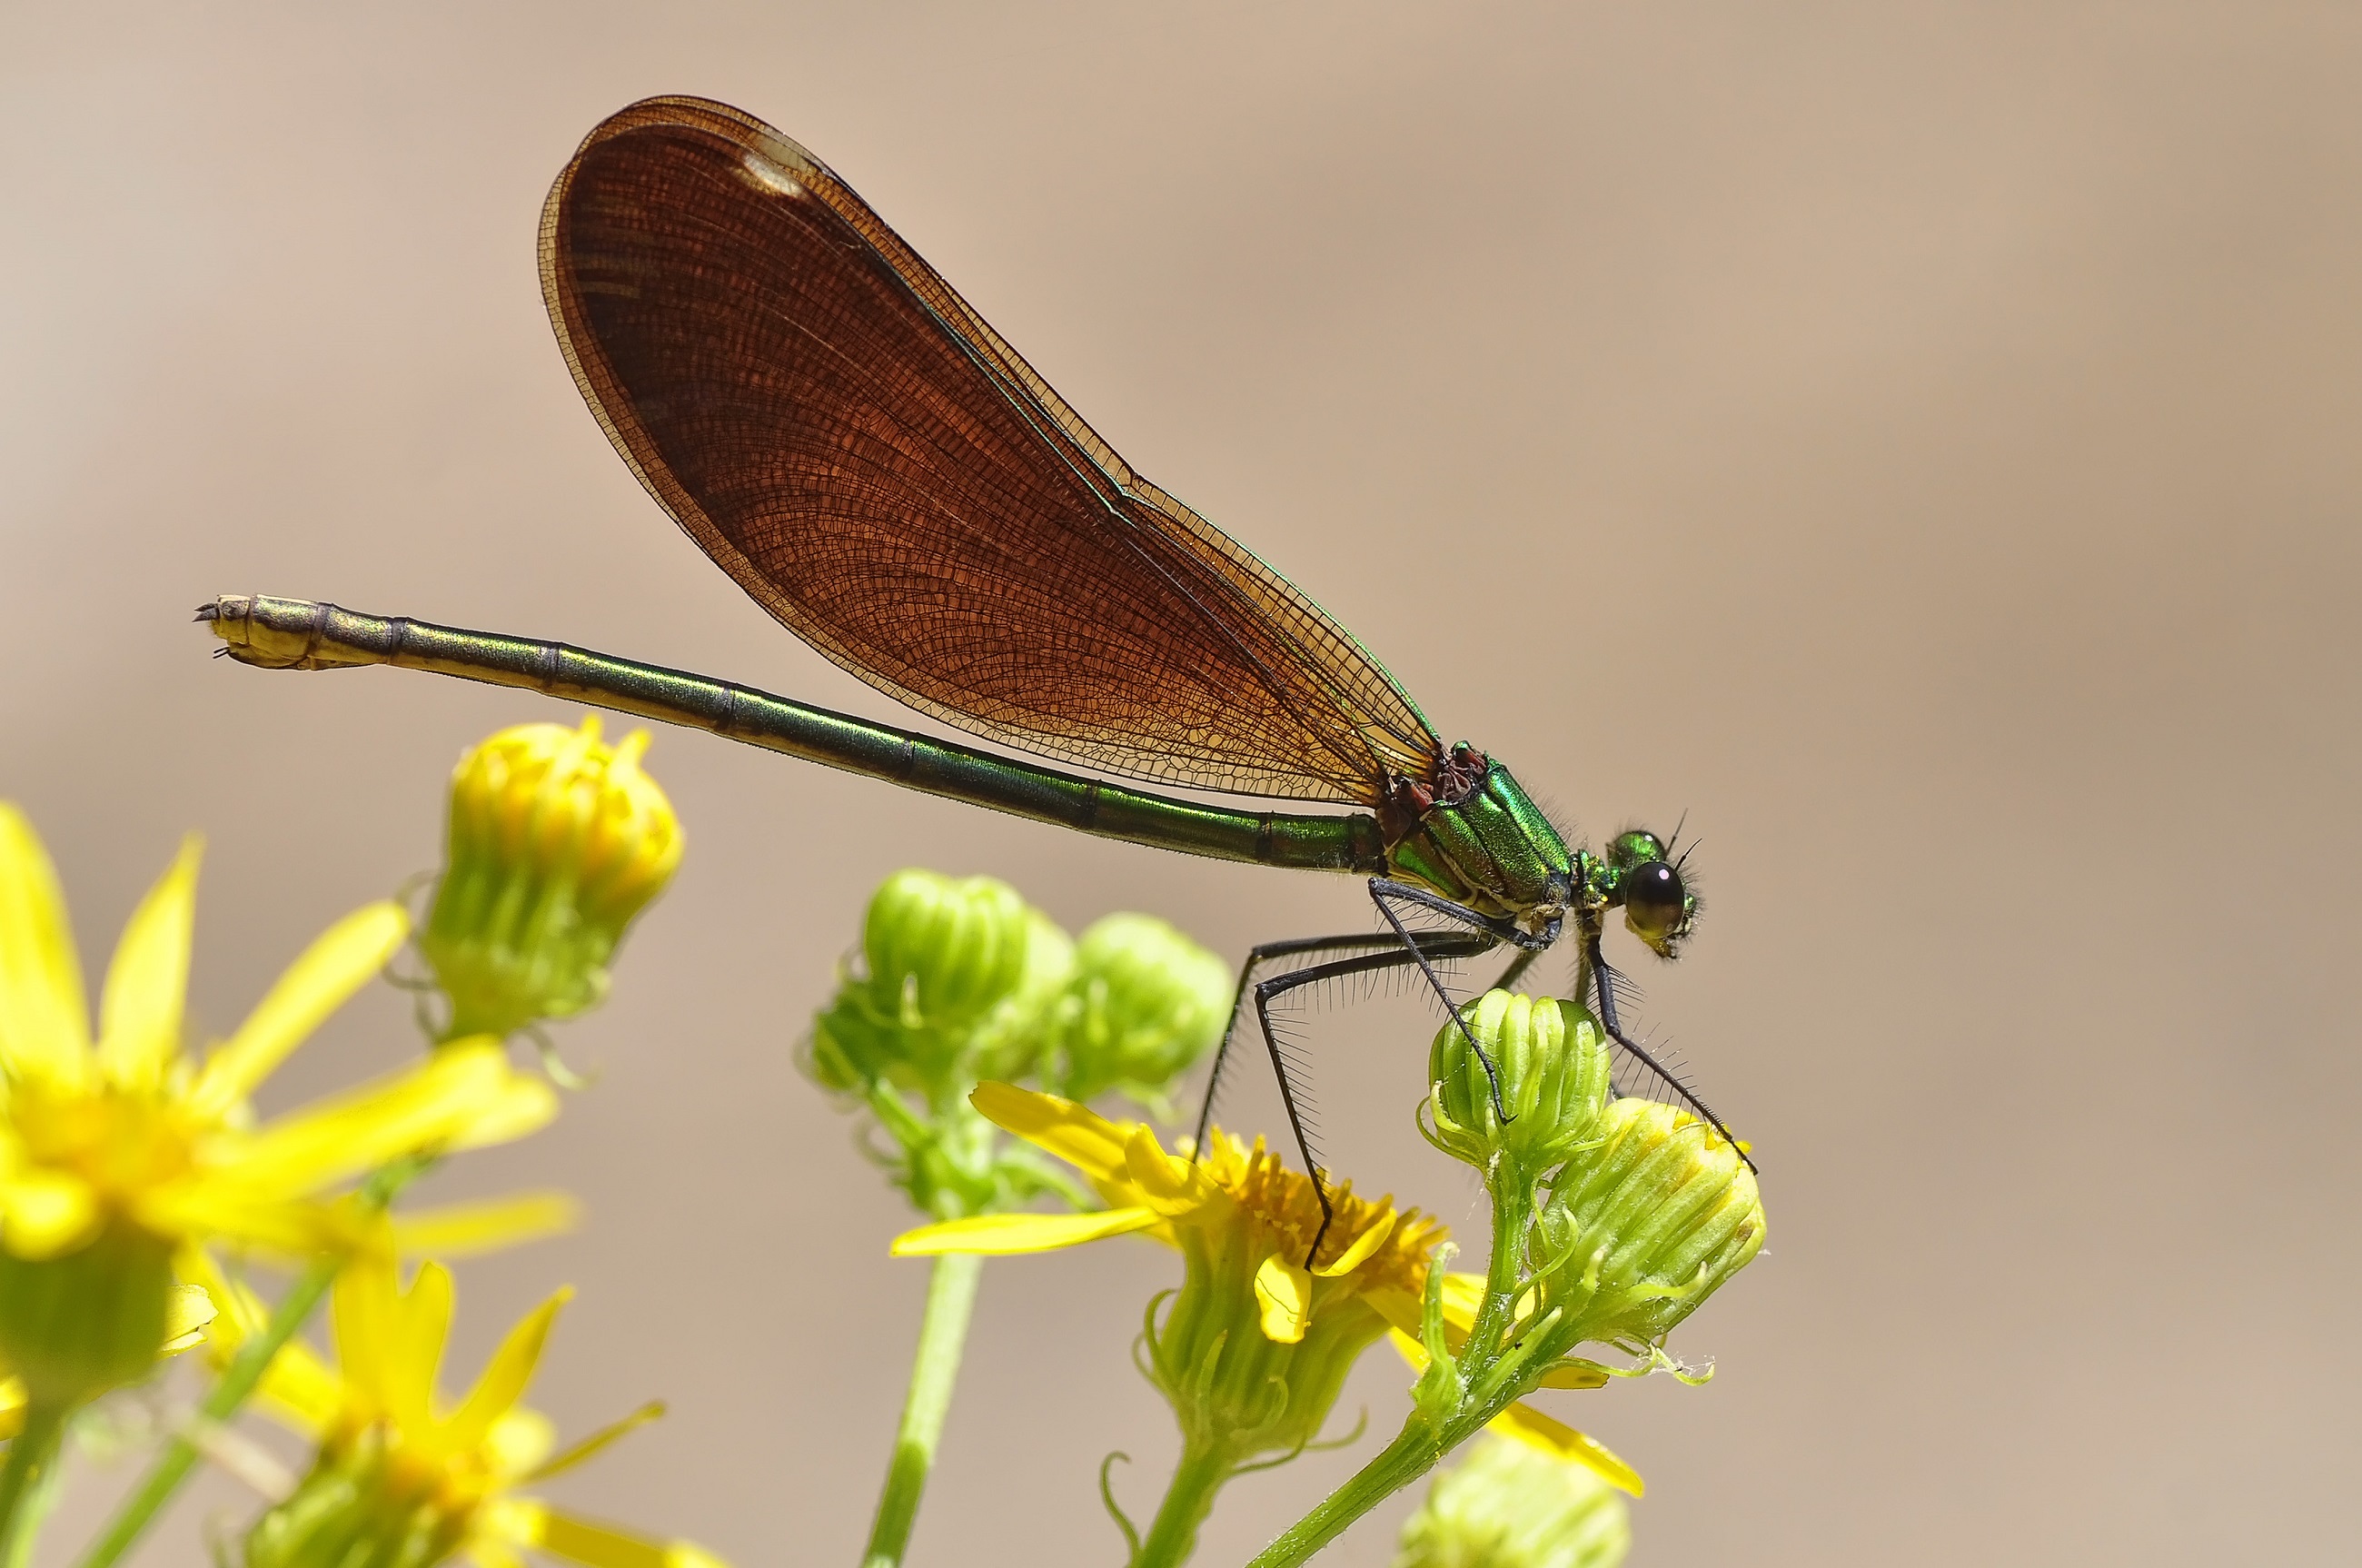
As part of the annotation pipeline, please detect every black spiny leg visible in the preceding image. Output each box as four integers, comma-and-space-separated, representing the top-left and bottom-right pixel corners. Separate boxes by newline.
1583, 932, 1757, 1175
1197, 932, 1404, 1159
1368, 878, 1551, 1126
1193, 929, 1482, 1159
1244, 931, 1500, 1261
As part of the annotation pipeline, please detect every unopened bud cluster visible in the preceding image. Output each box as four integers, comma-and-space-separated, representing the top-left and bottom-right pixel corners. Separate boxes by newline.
806, 869, 1230, 1218
809, 870, 1048, 1100
1424, 989, 1764, 1363
1036, 914, 1231, 1107
421, 717, 682, 1040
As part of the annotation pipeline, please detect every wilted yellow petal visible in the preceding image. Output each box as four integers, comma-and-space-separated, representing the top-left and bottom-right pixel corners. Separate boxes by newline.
160, 1281, 218, 1355
0, 804, 90, 1086
1315, 1206, 1396, 1277
1486, 1401, 1643, 1497
1254, 1253, 1311, 1344
890, 1206, 1161, 1257
96, 833, 201, 1092
968, 1081, 1128, 1183
390, 1192, 579, 1259
0, 1170, 100, 1258
193, 901, 408, 1117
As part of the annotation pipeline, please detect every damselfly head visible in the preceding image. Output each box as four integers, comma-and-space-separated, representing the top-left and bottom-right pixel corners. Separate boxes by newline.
1604, 828, 1700, 958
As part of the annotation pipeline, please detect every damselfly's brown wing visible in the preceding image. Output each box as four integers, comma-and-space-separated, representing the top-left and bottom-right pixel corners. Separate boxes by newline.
541, 95, 1438, 804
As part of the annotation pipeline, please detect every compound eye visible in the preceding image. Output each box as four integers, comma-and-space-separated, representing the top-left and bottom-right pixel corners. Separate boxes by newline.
1621, 860, 1688, 940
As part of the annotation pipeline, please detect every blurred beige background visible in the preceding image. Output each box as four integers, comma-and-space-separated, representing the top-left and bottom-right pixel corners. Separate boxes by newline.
5, 3, 2357, 1563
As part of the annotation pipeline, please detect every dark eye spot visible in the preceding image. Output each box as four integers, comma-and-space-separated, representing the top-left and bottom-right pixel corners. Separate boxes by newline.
1623, 861, 1685, 935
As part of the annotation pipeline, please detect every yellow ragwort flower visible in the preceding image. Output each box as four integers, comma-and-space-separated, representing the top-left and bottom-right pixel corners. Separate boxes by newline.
219, 1252, 725, 1568
892, 1084, 1634, 1487
0, 804, 559, 1264
422, 717, 683, 1040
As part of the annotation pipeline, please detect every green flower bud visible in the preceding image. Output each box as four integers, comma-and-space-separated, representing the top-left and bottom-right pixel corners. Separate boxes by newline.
1426, 992, 1611, 1175
1532, 1099, 1764, 1350
420, 716, 683, 1040
966, 908, 1078, 1084
1394, 1434, 1631, 1568
1040, 914, 1231, 1107
0, 1217, 174, 1407
809, 870, 1044, 1097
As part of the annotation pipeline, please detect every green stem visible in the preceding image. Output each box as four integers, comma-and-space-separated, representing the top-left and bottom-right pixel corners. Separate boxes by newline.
71, 1252, 339, 1568
860, 1251, 984, 1568
1247, 1166, 1545, 1567
1243, 1415, 1445, 1568
1134, 1437, 1234, 1568
0, 1402, 69, 1567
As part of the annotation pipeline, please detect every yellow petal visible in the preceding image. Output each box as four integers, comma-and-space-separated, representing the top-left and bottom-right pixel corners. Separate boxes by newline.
486, 1405, 559, 1479
1120, 1124, 1211, 1216
132, 1182, 346, 1256
0, 1376, 25, 1440
968, 1081, 1129, 1183
521, 1400, 664, 1484
96, 833, 201, 1092
1254, 1253, 1311, 1344
1440, 1271, 1486, 1332
389, 1192, 579, 1258
1365, 1286, 1425, 1341
255, 1336, 344, 1434
1486, 1401, 1643, 1497
442, 1065, 561, 1153
160, 1281, 218, 1355
388, 1260, 456, 1442
192, 901, 408, 1118
0, 803, 91, 1086
443, 1287, 571, 1456
1315, 1206, 1396, 1277
889, 1207, 1160, 1257
0, 1171, 100, 1258
532, 1505, 730, 1568
227, 1043, 545, 1196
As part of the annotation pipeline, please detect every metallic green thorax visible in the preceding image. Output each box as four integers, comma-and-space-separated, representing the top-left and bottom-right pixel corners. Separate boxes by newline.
1379, 747, 1574, 933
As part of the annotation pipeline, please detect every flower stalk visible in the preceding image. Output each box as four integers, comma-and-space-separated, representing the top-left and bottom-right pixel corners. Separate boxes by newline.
816, 870, 1231, 1566
860, 1251, 983, 1568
